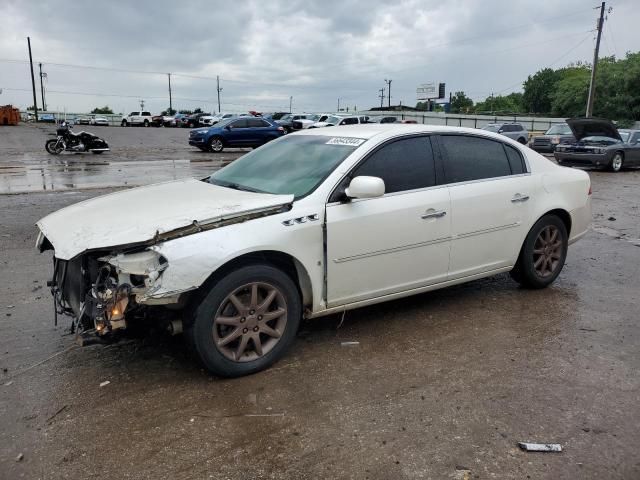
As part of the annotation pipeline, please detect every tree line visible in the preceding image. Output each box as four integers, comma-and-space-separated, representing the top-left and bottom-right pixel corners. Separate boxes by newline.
435, 52, 640, 126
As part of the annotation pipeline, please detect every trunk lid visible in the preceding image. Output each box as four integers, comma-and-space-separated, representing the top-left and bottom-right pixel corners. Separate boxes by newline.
37, 178, 293, 260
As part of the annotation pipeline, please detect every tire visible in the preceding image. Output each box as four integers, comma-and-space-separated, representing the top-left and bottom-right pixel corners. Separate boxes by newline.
92, 151, 103, 154
143, 120, 149, 127
45, 139, 63, 155
609, 152, 623, 172
121, 120, 128, 127
208, 136, 224, 153
510, 214, 568, 289
517, 137, 527, 144
187, 264, 301, 377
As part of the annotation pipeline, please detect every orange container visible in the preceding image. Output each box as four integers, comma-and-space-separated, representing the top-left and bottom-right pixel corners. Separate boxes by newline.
0, 105, 20, 125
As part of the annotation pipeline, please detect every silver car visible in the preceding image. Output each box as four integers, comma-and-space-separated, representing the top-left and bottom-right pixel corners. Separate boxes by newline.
482, 123, 529, 144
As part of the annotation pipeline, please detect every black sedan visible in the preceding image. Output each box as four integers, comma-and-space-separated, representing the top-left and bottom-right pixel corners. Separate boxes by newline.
554, 118, 640, 172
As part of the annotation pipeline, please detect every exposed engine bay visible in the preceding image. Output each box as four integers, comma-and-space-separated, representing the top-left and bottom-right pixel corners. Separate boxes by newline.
49, 248, 179, 338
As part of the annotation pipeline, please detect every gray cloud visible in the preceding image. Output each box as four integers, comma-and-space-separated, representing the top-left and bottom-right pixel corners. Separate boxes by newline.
1, 0, 638, 114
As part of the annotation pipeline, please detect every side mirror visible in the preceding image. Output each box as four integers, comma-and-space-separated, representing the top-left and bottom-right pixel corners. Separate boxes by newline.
345, 176, 385, 199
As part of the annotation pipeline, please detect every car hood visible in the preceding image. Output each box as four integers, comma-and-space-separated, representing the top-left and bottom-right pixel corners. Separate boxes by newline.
37, 178, 293, 260
566, 117, 621, 142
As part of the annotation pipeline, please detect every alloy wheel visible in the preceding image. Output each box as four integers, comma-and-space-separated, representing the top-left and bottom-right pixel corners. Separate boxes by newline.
611, 154, 623, 172
532, 225, 562, 278
210, 139, 223, 152
212, 282, 288, 362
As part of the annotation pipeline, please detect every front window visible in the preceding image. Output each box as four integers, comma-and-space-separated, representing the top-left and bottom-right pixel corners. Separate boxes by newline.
619, 132, 630, 142
482, 124, 501, 132
209, 135, 361, 198
545, 124, 572, 135
325, 116, 342, 125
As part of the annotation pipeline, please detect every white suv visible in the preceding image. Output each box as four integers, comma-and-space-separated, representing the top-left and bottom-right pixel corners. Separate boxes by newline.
121, 111, 153, 127
310, 114, 369, 128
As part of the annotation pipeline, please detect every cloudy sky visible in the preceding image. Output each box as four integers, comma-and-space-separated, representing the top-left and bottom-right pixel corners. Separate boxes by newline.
1, 0, 639, 114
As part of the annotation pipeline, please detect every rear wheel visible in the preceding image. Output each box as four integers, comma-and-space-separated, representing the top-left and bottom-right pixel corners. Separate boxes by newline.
208, 136, 224, 153
609, 152, 623, 172
187, 264, 301, 377
121, 120, 128, 127
45, 139, 63, 155
143, 119, 149, 127
510, 215, 568, 289
517, 137, 527, 144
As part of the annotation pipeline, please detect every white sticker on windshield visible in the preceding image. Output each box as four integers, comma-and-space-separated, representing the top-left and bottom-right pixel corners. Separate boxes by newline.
325, 137, 366, 146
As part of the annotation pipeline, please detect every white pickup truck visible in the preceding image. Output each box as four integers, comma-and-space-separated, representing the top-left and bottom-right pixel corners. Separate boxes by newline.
121, 111, 153, 127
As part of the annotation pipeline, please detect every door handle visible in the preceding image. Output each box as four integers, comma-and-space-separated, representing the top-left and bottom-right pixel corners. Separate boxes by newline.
511, 194, 530, 203
421, 210, 447, 219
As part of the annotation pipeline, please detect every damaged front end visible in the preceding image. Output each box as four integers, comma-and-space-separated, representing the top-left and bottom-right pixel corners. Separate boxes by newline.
48, 247, 171, 337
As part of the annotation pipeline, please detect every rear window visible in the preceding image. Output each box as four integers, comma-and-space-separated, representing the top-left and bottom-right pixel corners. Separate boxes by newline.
440, 135, 513, 183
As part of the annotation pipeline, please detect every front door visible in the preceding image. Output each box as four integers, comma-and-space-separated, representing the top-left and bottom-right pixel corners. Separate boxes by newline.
225, 119, 250, 146
326, 135, 451, 307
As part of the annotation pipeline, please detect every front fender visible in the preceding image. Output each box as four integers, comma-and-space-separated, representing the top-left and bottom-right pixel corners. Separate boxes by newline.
148, 210, 325, 309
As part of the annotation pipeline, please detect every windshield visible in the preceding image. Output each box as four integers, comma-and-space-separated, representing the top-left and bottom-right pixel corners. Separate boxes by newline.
325, 116, 342, 125
545, 124, 572, 135
482, 125, 500, 132
209, 135, 361, 198
619, 131, 630, 142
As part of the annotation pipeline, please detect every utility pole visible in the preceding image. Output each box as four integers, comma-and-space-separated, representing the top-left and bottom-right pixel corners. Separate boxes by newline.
586, 1, 606, 117
39, 63, 47, 111
27, 37, 38, 121
378, 88, 385, 108
289, 96, 293, 113
491, 92, 495, 113
167, 73, 172, 114
139, 99, 145, 111
384, 79, 392, 108
216, 76, 222, 113
337, 98, 340, 112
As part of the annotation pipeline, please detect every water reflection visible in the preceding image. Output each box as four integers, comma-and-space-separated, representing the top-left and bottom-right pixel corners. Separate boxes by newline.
0, 155, 226, 193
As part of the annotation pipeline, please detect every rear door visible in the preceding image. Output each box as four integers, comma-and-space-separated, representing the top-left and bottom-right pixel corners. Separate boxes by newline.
437, 134, 533, 279
247, 118, 272, 144
326, 135, 451, 306
628, 132, 640, 165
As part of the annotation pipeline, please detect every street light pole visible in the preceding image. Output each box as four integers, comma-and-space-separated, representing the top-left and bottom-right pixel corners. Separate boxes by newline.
168, 73, 172, 114
289, 96, 293, 113
39, 63, 47, 112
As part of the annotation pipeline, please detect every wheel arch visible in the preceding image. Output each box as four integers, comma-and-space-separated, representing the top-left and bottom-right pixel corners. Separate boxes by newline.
536, 208, 572, 237
192, 250, 314, 311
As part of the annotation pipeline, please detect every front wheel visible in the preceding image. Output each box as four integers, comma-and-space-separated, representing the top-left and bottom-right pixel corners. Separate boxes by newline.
510, 215, 568, 289
187, 264, 301, 377
143, 119, 149, 127
609, 152, 624, 172
517, 137, 527, 144
208, 137, 224, 153
45, 139, 63, 155
121, 120, 128, 127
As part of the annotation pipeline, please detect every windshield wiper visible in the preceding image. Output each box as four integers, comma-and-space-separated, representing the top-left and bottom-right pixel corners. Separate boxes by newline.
210, 178, 267, 193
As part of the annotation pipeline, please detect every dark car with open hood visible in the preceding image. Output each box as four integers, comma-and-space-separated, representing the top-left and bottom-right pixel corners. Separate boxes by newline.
554, 118, 640, 172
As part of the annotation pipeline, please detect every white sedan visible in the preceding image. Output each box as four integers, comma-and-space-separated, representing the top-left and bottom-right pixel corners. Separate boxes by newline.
36, 125, 591, 377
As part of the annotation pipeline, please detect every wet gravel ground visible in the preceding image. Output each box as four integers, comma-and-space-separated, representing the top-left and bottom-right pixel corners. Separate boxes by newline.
1, 125, 639, 479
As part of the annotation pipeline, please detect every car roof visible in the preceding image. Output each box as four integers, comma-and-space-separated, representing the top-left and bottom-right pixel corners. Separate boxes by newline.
290, 123, 522, 142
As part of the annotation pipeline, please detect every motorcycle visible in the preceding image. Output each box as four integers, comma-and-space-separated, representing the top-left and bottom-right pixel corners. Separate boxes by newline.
45, 122, 110, 155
